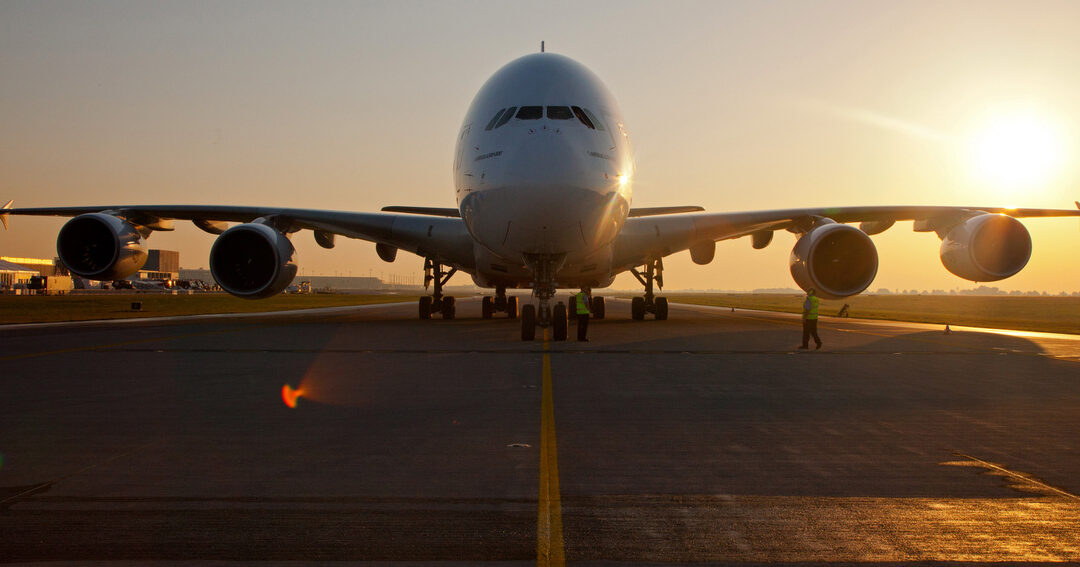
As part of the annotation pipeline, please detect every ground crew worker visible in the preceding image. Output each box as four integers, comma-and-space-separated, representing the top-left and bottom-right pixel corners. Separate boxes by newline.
799, 288, 822, 350
574, 286, 592, 341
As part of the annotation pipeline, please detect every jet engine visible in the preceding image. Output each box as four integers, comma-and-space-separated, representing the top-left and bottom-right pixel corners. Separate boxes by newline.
56, 213, 148, 280
209, 222, 298, 299
789, 222, 879, 299
940, 213, 1031, 282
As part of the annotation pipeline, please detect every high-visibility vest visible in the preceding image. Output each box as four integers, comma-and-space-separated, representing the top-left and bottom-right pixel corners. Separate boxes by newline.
803, 295, 819, 320
575, 292, 591, 315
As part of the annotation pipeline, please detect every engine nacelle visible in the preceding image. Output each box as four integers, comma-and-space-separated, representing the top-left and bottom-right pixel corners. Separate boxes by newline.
940, 214, 1031, 282
56, 213, 148, 280
209, 222, 298, 299
790, 222, 879, 299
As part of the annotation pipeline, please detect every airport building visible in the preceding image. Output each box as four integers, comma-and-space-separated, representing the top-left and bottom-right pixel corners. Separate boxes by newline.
0, 259, 40, 289
140, 250, 180, 281
1, 250, 179, 285
0, 256, 68, 277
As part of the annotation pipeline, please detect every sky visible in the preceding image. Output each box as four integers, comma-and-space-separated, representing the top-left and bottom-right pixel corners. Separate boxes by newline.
2, 0, 1080, 292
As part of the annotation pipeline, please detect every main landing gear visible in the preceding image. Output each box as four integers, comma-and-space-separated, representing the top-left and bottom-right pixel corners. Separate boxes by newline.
481, 286, 519, 319
418, 258, 457, 320
629, 258, 668, 321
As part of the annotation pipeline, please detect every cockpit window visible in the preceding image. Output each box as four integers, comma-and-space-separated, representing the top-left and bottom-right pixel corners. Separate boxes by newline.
547, 106, 573, 120
484, 108, 507, 131
581, 108, 606, 131
494, 106, 516, 128
516, 106, 543, 120
571, 106, 595, 129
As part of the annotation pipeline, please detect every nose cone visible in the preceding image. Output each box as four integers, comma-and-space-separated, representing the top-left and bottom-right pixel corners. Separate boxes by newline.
463, 131, 629, 258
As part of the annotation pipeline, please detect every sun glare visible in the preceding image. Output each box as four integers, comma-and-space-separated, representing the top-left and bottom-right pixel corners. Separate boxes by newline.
969, 113, 1066, 191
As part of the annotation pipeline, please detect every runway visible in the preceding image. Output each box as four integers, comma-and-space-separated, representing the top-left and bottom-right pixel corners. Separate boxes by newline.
2, 297, 1079, 564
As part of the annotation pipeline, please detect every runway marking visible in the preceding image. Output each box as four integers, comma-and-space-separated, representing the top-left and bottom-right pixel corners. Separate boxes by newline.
0, 327, 242, 362
537, 329, 565, 567
0, 439, 160, 509
955, 453, 1080, 502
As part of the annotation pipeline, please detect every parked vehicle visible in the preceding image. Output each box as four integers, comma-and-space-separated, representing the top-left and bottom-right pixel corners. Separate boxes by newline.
27, 275, 73, 295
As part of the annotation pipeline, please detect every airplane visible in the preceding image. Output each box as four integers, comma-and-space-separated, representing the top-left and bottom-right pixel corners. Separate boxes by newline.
3, 51, 1080, 341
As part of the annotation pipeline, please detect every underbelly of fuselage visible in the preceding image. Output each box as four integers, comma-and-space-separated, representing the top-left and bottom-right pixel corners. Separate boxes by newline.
460, 185, 626, 289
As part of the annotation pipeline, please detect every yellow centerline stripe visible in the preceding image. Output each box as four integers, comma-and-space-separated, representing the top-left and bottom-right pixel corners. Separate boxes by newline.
537, 329, 565, 566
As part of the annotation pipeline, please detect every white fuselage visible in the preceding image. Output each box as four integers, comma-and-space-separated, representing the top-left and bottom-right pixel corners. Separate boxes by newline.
453, 53, 634, 289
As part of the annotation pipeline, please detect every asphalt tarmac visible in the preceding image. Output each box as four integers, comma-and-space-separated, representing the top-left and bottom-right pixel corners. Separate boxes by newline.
2, 297, 1079, 565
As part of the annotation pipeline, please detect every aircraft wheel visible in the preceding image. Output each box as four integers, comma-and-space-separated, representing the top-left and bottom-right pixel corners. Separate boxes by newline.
506, 296, 519, 319
631, 297, 646, 320
419, 296, 433, 320
441, 296, 456, 319
592, 296, 605, 319
553, 304, 568, 341
655, 297, 668, 320
481, 296, 494, 319
521, 304, 536, 341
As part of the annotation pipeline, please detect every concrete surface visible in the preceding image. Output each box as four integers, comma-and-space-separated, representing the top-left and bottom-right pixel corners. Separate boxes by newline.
1, 297, 1078, 564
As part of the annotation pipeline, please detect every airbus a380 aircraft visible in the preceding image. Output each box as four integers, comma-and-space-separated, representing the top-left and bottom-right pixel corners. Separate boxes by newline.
4, 51, 1080, 341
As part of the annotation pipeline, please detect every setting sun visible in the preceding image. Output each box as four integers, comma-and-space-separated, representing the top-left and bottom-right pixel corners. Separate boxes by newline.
969, 113, 1066, 191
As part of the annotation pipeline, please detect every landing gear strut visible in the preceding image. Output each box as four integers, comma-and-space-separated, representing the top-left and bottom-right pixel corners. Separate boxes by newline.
419, 258, 457, 320
630, 258, 668, 321
482, 285, 518, 319
520, 254, 567, 341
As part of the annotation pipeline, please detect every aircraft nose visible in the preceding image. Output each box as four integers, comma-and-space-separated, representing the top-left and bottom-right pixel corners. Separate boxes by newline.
498, 133, 627, 252
461, 128, 630, 257
506, 127, 599, 188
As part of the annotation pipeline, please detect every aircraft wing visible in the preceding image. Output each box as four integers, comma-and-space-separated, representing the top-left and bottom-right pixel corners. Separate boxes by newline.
612, 202, 1080, 270
2, 204, 476, 269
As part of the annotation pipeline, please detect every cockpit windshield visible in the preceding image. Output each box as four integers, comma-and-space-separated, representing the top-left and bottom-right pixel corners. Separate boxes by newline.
484, 108, 507, 131
516, 106, 543, 120
483, 105, 605, 130
547, 106, 573, 120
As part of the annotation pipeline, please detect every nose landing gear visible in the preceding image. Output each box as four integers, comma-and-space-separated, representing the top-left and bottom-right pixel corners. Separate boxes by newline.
419, 258, 457, 320
630, 258, 669, 320
520, 254, 568, 341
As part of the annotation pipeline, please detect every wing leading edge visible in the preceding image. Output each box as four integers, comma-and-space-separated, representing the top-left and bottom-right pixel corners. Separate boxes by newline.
3, 204, 476, 270
613, 204, 1080, 270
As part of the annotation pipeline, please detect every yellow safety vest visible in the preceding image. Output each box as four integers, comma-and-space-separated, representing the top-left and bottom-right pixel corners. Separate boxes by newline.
575, 292, 591, 315
803, 295, 819, 320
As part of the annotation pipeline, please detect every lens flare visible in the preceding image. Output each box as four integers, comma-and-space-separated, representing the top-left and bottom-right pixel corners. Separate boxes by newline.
281, 384, 303, 408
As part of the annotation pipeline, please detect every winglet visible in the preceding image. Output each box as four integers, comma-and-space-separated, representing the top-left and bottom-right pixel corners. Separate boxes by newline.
1075, 200, 1079, 210
0, 200, 12, 231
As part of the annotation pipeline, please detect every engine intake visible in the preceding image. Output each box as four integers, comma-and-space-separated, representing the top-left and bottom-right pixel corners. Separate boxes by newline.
940, 214, 1030, 282
56, 213, 148, 280
790, 222, 879, 299
210, 222, 298, 299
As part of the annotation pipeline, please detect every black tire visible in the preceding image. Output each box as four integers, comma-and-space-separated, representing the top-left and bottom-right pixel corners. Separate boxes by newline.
655, 297, 668, 320
631, 296, 646, 320
506, 296, 519, 319
521, 304, 536, 341
553, 304, 568, 341
419, 296, 433, 320
592, 296, 605, 319
441, 296, 456, 319
481, 296, 494, 319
